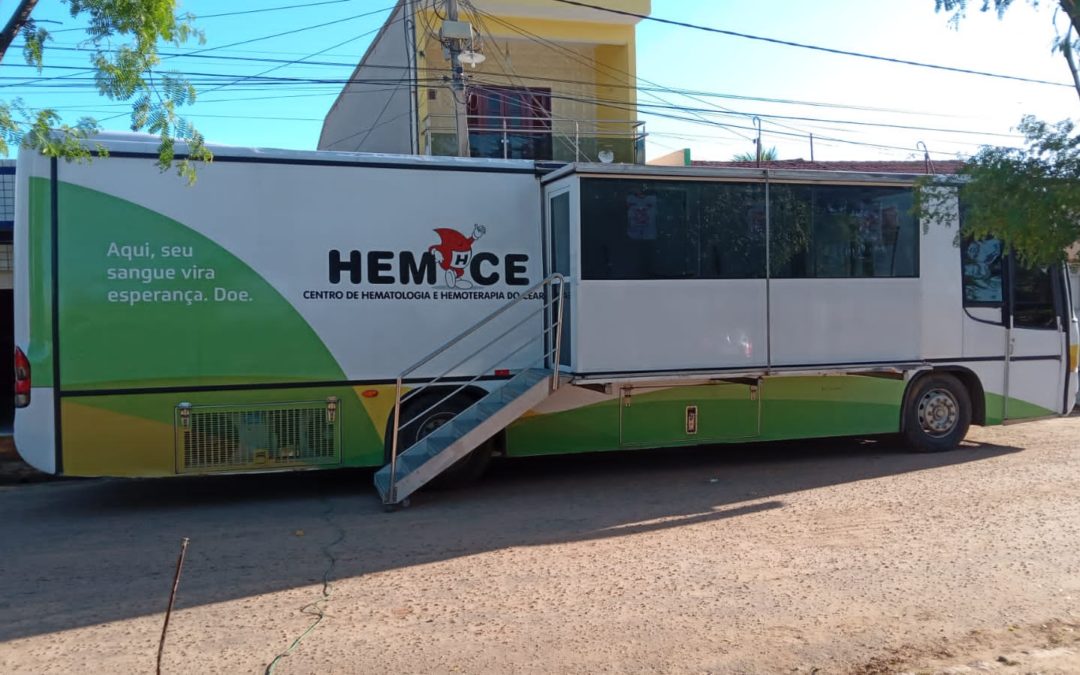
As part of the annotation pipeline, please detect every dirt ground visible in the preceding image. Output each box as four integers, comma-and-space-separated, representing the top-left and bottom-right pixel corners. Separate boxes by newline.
2, 419, 1080, 674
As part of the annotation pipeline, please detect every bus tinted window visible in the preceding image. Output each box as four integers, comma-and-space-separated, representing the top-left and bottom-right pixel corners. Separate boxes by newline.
699, 181, 767, 279
961, 237, 1004, 305
1013, 263, 1058, 329
550, 192, 571, 276
769, 185, 919, 279
580, 178, 765, 280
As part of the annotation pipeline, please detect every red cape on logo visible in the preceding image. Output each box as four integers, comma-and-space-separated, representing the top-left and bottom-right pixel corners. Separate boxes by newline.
429, 224, 486, 288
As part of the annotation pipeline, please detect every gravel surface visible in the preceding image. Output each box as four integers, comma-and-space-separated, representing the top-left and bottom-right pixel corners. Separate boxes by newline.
1, 419, 1080, 674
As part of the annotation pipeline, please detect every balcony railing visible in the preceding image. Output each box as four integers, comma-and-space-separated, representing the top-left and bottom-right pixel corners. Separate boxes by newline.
423, 114, 646, 164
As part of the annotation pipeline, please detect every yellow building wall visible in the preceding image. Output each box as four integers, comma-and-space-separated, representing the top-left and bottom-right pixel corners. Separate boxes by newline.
413, 7, 639, 160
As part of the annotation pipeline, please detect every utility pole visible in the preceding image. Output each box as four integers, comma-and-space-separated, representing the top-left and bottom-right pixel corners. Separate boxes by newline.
752, 116, 762, 168
444, 0, 471, 157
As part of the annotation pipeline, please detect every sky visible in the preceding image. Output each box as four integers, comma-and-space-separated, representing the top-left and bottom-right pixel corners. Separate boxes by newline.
1, 0, 1077, 163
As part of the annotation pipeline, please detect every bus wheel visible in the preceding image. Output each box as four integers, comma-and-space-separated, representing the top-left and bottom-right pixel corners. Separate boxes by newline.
902, 373, 972, 452
390, 392, 493, 489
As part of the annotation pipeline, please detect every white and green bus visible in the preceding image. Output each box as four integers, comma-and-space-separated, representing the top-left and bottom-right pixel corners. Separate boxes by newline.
13, 135, 1077, 505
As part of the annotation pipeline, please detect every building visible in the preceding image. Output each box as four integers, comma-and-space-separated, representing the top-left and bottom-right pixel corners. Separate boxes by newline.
319, 0, 649, 163
649, 149, 967, 175
0, 161, 14, 429
692, 158, 966, 175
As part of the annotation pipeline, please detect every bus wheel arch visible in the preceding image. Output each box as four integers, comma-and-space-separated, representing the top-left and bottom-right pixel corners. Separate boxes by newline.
899, 370, 975, 452
381, 385, 496, 487
930, 367, 986, 427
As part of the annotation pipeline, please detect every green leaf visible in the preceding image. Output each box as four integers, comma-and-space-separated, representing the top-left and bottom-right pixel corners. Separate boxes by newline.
1, 0, 212, 181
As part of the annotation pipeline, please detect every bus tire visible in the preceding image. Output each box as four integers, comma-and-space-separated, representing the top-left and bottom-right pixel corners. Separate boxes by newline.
902, 373, 972, 452
387, 391, 493, 489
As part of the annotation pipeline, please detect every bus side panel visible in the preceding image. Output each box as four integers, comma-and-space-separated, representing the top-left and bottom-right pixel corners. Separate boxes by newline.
506, 385, 621, 457
506, 374, 907, 457
58, 385, 395, 477
757, 375, 904, 441
40, 156, 541, 477
14, 160, 58, 474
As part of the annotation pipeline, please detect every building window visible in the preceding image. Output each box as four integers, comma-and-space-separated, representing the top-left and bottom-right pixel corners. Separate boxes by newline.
769, 184, 919, 279
0, 164, 13, 243
467, 85, 552, 160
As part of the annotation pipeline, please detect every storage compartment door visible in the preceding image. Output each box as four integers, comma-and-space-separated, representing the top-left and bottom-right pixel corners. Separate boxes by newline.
619, 382, 759, 448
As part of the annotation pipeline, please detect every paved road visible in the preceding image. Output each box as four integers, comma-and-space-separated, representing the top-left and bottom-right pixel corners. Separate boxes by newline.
2, 420, 1080, 674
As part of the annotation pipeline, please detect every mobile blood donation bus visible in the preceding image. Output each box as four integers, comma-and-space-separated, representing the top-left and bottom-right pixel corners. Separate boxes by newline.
12, 135, 1077, 505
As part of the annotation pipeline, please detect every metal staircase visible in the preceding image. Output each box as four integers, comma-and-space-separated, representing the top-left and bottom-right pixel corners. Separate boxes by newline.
374, 274, 566, 506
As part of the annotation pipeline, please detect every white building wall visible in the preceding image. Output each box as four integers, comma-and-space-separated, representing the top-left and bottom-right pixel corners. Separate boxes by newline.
318, 2, 415, 154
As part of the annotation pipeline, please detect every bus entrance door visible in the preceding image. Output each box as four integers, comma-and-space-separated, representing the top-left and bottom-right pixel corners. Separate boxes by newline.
1005, 263, 1069, 419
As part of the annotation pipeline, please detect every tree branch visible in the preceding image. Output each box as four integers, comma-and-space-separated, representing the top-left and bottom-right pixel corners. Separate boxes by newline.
1061, 27, 1080, 103
1060, 0, 1080, 35
0, 0, 40, 63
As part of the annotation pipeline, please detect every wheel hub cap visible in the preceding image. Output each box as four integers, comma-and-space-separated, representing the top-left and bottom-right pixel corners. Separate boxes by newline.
917, 388, 959, 437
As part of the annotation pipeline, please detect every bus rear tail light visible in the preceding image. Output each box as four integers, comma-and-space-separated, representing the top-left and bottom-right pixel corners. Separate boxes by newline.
14, 347, 30, 408
1070, 344, 1078, 372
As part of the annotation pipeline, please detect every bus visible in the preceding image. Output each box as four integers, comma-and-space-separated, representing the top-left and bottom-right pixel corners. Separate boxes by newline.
13, 135, 1077, 505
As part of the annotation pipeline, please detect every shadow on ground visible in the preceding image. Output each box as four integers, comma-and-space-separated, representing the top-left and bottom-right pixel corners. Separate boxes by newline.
0, 435, 1019, 642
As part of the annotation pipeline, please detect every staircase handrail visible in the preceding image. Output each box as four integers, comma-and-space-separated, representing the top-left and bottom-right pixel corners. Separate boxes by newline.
398, 273, 564, 381
387, 273, 566, 502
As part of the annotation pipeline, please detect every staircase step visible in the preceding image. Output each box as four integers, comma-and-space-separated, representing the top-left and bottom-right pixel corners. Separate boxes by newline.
452, 414, 482, 435
375, 367, 556, 504
394, 453, 422, 474
428, 433, 461, 453
475, 400, 506, 418
374, 470, 391, 499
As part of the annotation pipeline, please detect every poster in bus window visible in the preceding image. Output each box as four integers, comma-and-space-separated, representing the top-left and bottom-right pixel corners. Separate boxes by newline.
962, 238, 1003, 303
626, 191, 658, 240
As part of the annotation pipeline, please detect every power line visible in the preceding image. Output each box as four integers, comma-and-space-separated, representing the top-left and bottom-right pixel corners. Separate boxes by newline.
445, 8, 1010, 153
196, 13, 405, 97
455, 7, 1026, 154
5, 64, 1019, 149
498, 85, 975, 157
462, 1, 592, 160
1, 4, 398, 90
551, 0, 1076, 89
196, 1, 365, 20
40, 109, 326, 122
463, 5, 754, 142
39, 0, 377, 33
9, 45, 982, 123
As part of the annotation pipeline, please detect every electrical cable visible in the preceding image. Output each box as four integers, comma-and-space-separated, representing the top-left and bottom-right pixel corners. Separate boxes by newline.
197, 1, 362, 20
461, 2, 588, 160
323, 109, 415, 149
264, 495, 345, 675
196, 14, 406, 97
38, 0, 369, 34
463, 6, 756, 143
8, 47, 999, 124
0, 4, 399, 90
551, 0, 1076, 89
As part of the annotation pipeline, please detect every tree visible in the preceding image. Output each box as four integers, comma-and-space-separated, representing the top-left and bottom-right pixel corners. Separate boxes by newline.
939, 116, 1080, 266
936, 1, 1080, 101
732, 146, 779, 162
926, 0, 1080, 266
0, 0, 211, 182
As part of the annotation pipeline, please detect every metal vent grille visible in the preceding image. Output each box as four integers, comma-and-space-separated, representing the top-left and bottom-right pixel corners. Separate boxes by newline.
174, 400, 341, 473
